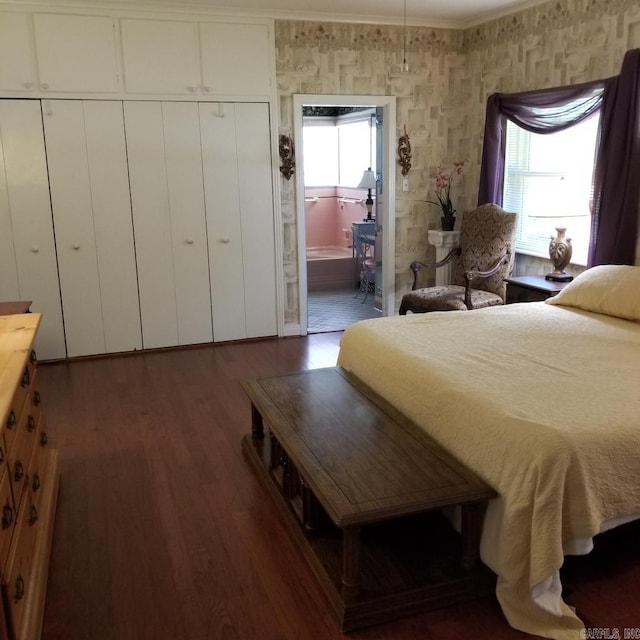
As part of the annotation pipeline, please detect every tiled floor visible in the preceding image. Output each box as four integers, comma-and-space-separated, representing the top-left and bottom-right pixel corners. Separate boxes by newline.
307, 287, 381, 333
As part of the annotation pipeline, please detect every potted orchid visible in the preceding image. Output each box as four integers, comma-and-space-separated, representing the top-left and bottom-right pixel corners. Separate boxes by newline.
425, 160, 466, 231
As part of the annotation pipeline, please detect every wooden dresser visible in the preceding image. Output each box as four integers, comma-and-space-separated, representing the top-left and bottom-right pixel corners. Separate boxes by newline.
0, 314, 59, 640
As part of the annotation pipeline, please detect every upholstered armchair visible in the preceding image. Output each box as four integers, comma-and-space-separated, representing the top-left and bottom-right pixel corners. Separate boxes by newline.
399, 204, 517, 314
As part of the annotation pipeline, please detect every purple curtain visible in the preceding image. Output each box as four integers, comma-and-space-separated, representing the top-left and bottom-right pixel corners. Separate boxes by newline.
478, 81, 603, 207
478, 49, 640, 266
589, 49, 640, 266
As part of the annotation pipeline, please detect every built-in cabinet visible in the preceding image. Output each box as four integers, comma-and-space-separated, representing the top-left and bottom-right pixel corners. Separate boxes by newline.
0, 9, 273, 99
0, 4, 279, 359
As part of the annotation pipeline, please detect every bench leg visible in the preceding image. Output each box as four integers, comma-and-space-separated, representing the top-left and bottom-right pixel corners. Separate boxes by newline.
251, 403, 264, 440
341, 526, 361, 599
460, 502, 484, 571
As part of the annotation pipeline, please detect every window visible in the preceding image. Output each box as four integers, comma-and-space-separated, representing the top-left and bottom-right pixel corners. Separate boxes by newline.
503, 114, 600, 266
302, 110, 376, 187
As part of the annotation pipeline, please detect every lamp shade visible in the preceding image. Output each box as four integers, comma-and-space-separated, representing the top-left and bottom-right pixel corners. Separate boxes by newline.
358, 168, 377, 190
526, 175, 589, 219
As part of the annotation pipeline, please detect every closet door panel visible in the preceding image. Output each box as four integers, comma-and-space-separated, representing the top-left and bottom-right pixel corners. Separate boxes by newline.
162, 102, 212, 345
42, 100, 104, 357
200, 103, 247, 342
124, 101, 178, 349
0, 12, 36, 92
33, 13, 120, 93
0, 100, 65, 360
0, 143, 20, 299
199, 22, 272, 97
121, 19, 199, 94
235, 102, 277, 338
82, 101, 142, 353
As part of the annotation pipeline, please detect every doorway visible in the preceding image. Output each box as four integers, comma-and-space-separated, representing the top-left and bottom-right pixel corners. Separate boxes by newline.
293, 94, 396, 335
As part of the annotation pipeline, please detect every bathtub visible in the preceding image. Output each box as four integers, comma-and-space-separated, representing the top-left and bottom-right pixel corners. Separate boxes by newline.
306, 245, 355, 291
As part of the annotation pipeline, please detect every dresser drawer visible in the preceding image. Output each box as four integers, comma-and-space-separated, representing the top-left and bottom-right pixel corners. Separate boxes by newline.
6, 382, 42, 510
2, 490, 38, 639
1, 351, 37, 469
0, 470, 16, 571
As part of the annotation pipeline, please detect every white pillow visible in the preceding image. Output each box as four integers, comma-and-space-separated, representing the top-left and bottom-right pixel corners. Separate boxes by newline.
545, 265, 640, 321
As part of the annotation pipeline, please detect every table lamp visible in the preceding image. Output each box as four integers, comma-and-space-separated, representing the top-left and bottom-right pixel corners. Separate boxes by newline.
358, 168, 377, 221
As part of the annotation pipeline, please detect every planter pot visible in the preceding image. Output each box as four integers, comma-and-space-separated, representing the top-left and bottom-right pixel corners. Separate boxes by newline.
440, 216, 456, 231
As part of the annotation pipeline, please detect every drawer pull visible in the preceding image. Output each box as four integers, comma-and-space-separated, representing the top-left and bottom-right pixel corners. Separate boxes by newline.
6, 411, 16, 430
21, 368, 30, 387
27, 415, 36, 432
33, 390, 41, 406
32, 474, 40, 492
30, 350, 37, 364
40, 432, 48, 447
14, 576, 25, 603
2, 504, 13, 529
14, 461, 24, 482
29, 505, 38, 526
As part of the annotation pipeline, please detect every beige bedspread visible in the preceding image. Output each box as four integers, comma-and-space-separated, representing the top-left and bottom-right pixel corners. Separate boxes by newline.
337, 302, 640, 640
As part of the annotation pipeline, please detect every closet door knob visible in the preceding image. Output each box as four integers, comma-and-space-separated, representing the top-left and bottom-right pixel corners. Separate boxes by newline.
31, 246, 39, 253
24, 81, 33, 89
202, 85, 213, 93
72, 243, 80, 250
186, 238, 195, 245
40, 82, 49, 90
219, 238, 230, 244
186, 85, 198, 93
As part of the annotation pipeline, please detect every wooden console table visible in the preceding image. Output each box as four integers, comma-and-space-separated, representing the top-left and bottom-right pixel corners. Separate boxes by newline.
241, 367, 496, 631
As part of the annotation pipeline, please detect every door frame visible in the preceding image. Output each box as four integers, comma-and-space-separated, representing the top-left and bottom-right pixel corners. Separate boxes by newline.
293, 93, 397, 335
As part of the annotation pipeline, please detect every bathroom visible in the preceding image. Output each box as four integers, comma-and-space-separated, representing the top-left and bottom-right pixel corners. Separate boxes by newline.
302, 105, 383, 332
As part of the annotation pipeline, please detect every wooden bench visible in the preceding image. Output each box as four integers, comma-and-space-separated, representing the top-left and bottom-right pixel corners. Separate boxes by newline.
241, 367, 496, 631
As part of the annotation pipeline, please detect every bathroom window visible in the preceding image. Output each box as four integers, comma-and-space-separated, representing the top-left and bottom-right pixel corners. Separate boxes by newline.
303, 110, 376, 187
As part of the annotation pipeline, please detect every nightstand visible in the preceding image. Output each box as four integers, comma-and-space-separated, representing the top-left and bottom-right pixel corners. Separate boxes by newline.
504, 276, 569, 304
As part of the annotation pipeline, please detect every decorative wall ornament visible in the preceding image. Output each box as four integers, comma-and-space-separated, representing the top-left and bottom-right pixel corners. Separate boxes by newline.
398, 125, 412, 176
279, 134, 295, 180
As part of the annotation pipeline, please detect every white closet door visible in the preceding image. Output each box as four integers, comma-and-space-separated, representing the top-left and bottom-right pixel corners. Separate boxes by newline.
201, 102, 277, 341
43, 100, 141, 357
161, 102, 212, 345
0, 100, 65, 360
235, 103, 277, 338
125, 101, 212, 349
83, 102, 142, 354
200, 103, 246, 342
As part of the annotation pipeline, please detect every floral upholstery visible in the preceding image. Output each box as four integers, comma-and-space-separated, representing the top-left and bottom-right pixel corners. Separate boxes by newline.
400, 285, 503, 312
400, 204, 517, 314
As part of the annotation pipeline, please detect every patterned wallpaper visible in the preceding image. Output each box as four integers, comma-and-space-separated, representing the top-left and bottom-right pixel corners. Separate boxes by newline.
275, 0, 640, 325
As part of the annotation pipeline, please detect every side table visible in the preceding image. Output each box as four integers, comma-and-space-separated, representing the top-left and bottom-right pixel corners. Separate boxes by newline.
504, 276, 569, 304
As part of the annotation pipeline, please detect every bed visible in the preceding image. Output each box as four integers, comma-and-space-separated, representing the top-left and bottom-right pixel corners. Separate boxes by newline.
336, 265, 640, 640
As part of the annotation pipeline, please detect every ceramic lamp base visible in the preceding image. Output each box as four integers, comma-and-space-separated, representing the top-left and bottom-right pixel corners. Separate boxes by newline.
545, 227, 574, 282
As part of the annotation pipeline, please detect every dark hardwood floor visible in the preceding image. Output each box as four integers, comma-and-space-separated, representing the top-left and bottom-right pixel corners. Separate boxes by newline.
37, 333, 640, 640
